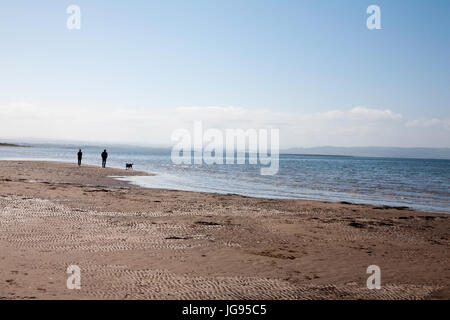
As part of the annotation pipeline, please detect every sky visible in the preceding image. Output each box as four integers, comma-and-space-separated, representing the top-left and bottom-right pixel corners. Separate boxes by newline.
0, 0, 449, 148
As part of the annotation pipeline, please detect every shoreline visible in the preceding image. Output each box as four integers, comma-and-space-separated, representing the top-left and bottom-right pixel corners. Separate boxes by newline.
3, 159, 446, 215
120, 175, 447, 215
0, 160, 448, 299
0, 159, 444, 215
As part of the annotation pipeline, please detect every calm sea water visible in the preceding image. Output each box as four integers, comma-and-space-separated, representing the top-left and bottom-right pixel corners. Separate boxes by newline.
1, 144, 449, 213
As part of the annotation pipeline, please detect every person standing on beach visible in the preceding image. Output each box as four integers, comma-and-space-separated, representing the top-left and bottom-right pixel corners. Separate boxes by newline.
101, 149, 108, 168
77, 149, 83, 166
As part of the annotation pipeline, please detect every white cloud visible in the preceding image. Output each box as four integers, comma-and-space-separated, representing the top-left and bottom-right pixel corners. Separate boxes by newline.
348, 106, 403, 121
0, 102, 448, 148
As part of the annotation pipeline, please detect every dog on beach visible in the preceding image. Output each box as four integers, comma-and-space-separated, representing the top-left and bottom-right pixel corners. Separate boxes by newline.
125, 163, 133, 170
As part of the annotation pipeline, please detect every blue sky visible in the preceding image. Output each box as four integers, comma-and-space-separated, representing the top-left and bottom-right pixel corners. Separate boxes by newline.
0, 1, 449, 147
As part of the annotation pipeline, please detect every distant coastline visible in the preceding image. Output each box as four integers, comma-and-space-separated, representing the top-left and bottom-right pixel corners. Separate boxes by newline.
0, 143, 28, 148
282, 146, 450, 160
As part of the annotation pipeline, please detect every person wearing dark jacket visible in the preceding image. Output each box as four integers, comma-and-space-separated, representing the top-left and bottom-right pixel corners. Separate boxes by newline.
77, 149, 83, 166
101, 149, 108, 168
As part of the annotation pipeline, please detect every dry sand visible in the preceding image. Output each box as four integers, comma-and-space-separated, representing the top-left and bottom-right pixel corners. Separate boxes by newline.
0, 160, 448, 300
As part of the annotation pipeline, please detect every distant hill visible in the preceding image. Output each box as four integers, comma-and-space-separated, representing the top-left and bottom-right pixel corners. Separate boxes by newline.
281, 147, 450, 159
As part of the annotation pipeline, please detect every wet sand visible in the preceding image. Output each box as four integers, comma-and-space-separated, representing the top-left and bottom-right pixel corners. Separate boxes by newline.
0, 160, 448, 299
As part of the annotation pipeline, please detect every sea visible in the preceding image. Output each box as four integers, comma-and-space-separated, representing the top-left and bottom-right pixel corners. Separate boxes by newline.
1, 143, 449, 213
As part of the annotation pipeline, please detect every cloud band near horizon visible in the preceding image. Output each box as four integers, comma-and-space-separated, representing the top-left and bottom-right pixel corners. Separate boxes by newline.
0, 102, 449, 148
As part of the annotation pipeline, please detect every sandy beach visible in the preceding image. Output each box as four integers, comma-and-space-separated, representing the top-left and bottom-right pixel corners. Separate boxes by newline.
0, 160, 448, 300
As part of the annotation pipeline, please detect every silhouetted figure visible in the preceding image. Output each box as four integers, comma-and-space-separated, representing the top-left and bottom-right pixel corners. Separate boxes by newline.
77, 149, 83, 166
101, 149, 108, 168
